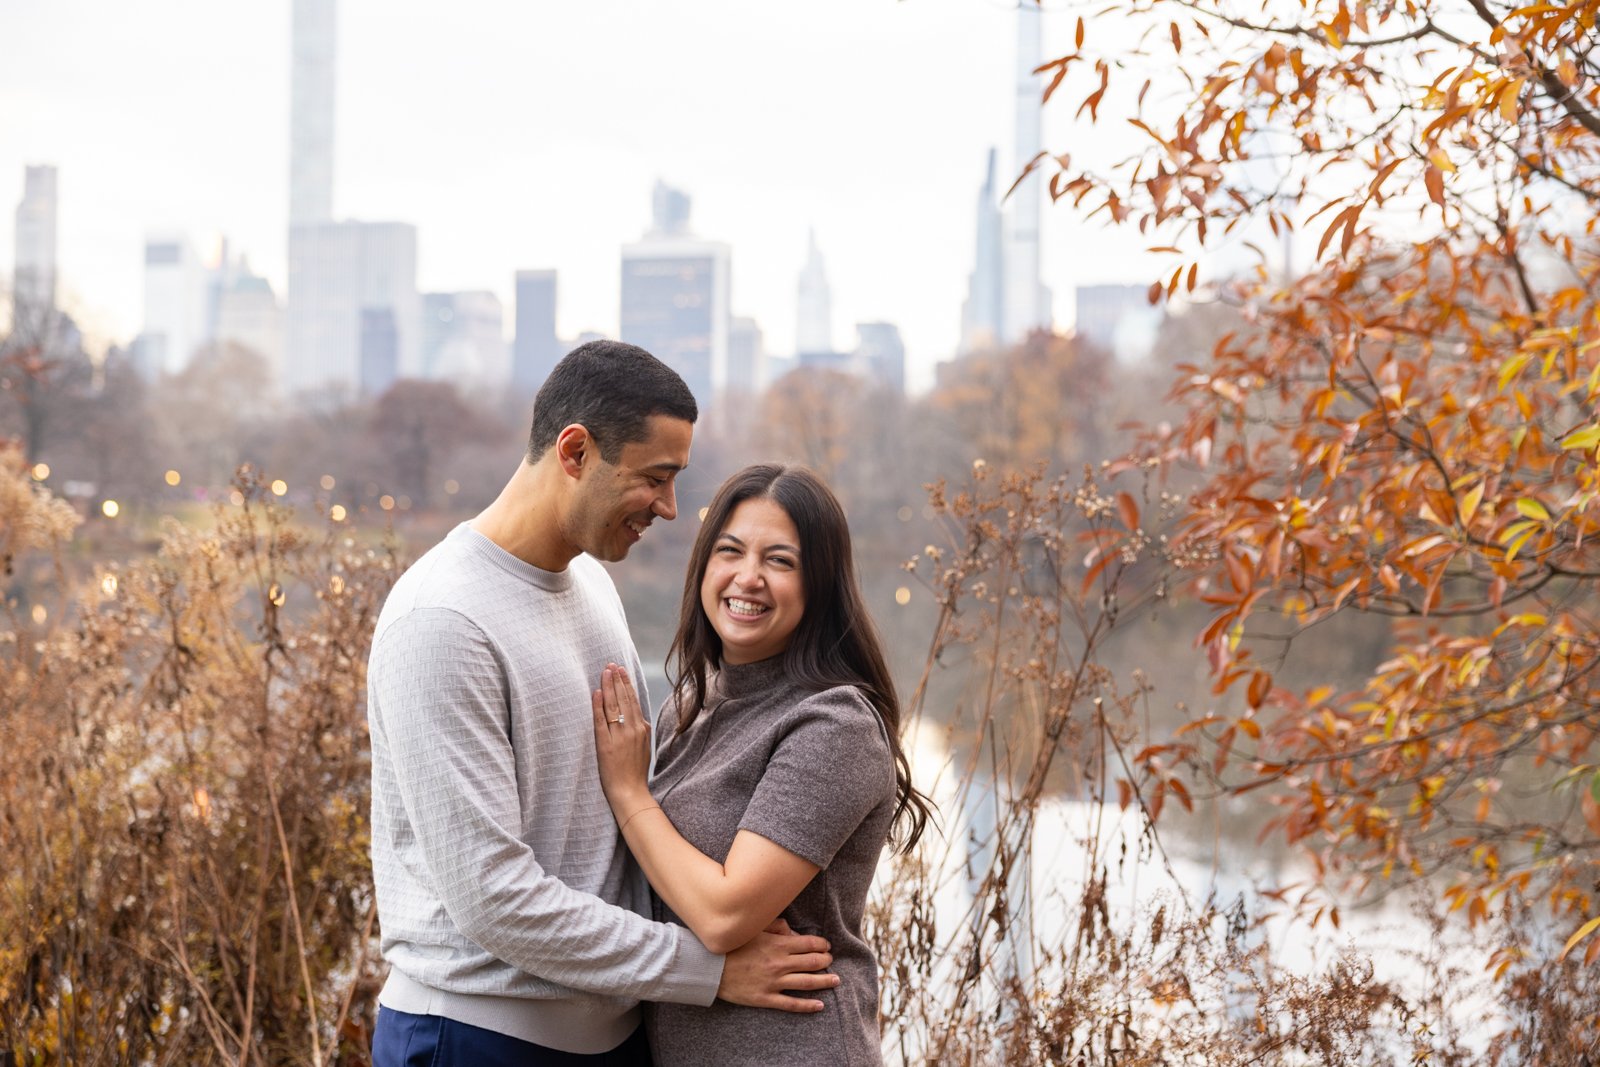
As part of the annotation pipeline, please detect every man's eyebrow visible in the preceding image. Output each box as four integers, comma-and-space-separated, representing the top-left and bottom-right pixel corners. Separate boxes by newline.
642, 461, 686, 474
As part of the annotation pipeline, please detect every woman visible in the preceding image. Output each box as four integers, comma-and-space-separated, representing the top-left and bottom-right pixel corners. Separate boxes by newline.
591, 463, 930, 1067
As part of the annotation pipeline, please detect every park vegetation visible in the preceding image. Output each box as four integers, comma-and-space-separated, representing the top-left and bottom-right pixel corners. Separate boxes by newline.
5, 0, 1600, 1058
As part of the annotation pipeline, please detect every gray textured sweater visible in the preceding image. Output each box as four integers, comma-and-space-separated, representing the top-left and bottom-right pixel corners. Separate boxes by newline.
367, 523, 723, 1054
644, 656, 897, 1067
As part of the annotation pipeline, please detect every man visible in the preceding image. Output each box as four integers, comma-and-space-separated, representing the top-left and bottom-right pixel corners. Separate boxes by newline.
367, 341, 838, 1066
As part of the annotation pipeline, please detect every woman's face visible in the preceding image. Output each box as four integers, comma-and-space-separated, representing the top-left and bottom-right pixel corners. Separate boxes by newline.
700, 497, 806, 666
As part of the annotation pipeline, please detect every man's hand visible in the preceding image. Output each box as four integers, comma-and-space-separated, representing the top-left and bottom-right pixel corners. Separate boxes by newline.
716, 919, 838, 1013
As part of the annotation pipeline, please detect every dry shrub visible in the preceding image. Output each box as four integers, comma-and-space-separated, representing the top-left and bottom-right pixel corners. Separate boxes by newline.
0, 449, 396, 1066
869, 461, 1600, 1065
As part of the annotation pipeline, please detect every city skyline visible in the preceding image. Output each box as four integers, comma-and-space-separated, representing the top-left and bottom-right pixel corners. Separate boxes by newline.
1, 0, 1164, 391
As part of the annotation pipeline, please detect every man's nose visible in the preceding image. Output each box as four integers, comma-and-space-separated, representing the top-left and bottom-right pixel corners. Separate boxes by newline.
653, 481, 677, 521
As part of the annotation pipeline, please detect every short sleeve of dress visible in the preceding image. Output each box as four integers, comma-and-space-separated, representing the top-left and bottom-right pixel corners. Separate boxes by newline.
737, 686, 895, 869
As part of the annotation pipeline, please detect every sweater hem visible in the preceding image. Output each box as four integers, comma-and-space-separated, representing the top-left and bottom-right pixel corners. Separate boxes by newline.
379, 969, 639, 1055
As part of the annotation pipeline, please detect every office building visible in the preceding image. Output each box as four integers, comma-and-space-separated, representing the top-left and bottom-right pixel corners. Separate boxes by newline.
727, 315, 765, 394
855, 321, 906, 395
284, 0, 420, 397
420, 292, 456, 379
140, 232, 208, 376
960, 149, 1004, 353
290, 0, 335, 228
651, 180, 691, 238
214, 262, 286, 383
12, 165, 58, 325
360, 308, 399, 395
513, 269, 560, 392
1076, 283, 1162, 362
795, 230, 833, 356
620, 183, 730, 411
284, 220, 419, 396
1001, 0, 1052, 343
426, 290, 509, 389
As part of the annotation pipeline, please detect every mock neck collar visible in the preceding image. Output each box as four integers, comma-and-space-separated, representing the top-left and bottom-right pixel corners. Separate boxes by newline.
714, 653, 791, 699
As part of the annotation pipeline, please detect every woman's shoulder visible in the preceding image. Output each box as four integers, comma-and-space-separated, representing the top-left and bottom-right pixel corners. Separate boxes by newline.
786, 683, 893, 754
792, 681, 874, 717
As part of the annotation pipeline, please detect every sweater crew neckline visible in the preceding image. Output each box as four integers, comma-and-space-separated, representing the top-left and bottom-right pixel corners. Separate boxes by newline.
452, 523, 576, 593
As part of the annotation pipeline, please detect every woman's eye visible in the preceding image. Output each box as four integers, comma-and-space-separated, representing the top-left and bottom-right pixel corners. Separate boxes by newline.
769, 556, 794, 568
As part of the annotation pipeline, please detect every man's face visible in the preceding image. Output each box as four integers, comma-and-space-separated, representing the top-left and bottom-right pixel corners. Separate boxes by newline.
568, 414, 693, 562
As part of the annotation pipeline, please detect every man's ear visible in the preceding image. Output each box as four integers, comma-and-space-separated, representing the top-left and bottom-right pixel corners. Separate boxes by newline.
554, 424, 592, 479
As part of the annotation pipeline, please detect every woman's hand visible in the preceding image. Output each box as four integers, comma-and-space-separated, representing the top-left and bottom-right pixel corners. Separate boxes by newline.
591, 663, 653, 818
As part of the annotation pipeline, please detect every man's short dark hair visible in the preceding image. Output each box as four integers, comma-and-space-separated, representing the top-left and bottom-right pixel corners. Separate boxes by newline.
527, 340, 699, 463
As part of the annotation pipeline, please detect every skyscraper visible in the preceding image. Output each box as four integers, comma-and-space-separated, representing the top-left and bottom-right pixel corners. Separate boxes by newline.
855, 321, 906, 396
12, 165, 58, 323
651, 180, 691, 238
1001, 1, 1051, 344
513, 269, 560, 392
140, 232, 207, 376
214, 261, 286, 383
795, 229, 833, 356
426, 290, 509, 389
290, 0, 335, 228
283, 0, 419, 398
1076, 283, 1162, 362
285, 220, 419, 396
360, 307, 399, 396
727, 315, 765, 395
960, 149, 1004, 352
620, 184, 730, 412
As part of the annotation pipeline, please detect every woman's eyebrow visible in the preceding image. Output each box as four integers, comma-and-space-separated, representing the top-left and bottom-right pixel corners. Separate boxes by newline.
715, 533, 800, 555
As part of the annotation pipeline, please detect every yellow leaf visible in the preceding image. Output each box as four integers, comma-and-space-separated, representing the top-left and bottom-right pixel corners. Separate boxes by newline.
1499, 352, 1531, 391
1505, 526, 1537, 563
1460, 482, 1485, 524
1500, 78, 1523, 122
1428, 149, 1457, 174
1516, 497, 1550, 521
1559, 915, 1600, 963
1560, 424, 1600, 451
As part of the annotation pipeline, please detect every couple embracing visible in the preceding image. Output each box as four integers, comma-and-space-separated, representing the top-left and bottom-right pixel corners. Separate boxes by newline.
366, 341, 931, 1066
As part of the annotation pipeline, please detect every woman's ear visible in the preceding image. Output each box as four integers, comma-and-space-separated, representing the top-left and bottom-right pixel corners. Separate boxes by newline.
555, 424, 591, 478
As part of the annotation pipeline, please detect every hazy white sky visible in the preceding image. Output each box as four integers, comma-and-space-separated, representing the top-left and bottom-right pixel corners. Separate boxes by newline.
1, 0, 1161, 389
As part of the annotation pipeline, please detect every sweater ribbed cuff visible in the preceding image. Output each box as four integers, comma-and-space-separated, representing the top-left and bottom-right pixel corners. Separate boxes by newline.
663, 926, 726, 1006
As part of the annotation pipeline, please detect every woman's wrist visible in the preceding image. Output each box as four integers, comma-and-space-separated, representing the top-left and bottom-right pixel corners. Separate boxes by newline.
607, 783, 652, 817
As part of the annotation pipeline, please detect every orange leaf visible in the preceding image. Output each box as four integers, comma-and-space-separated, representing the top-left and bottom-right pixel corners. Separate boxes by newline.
1117, 491, 1140, 531
1247, 670, 1272, 710
1425, 165, 1445, 207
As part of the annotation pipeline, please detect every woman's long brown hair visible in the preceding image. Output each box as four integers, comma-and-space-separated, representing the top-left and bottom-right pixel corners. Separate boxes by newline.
667, 464, 932, 851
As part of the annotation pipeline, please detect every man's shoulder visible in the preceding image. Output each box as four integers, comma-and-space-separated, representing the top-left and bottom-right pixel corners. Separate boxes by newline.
377, 529, 505, 631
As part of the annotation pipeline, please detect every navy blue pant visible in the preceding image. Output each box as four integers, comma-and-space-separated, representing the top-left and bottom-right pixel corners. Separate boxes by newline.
372, 1006, 653, 1067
